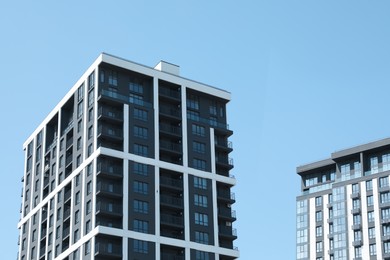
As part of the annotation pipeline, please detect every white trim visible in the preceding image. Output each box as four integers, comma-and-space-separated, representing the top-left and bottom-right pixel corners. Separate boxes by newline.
361, 181, 369, 258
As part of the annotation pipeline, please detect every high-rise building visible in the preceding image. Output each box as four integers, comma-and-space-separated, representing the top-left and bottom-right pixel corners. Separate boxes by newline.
17, 53, 238, 260
296, 138, 390, 260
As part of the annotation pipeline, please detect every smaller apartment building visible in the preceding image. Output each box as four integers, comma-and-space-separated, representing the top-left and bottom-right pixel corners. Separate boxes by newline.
297, 138, 390, 260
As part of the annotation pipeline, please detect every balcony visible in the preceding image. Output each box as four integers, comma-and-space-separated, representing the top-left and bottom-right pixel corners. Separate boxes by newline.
100, 89, 152, 108
159, 86, 181, 101
350, 192, 360, 199
352, 240, 363, 247
218, 208, 236, 221
380, 201, 390, 209
98, 106, 123, 122
96, 182, 122, 198
159, 123, 182, 137
382, 218, 390, 225
215, 139, 233, 152
160, 213, 184, 227
96, 201, 122, 217
95, 242, 122, 258
160, 194, 183, 209
217, 189, 236, 203
216, 156, 234, 170
351, 208, 361, 215
64, 190, 71, 202
63, 208, 71, 221
160, 140, 182, 154
66, 137, 73, 150
159, 105, 181, 119
98, 125, 123, 141
160, 253, 184, 260
160, 176, 183, 190
351, 224, 362, 230
97, 163, 123, 179
62, 226, 70, 239
219, 225, 237, 239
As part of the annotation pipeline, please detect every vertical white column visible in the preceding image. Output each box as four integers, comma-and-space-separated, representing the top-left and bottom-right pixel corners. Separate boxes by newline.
183, 172, 190, 242
153, 77, 159, 160
309, 198, 316, 260
323, 195, 329, 260
373, 178, 383, 259
181, 86, 188, 168
210, 128, 216, 174
361, 181, 369, 258
210, 128, 219, 248
345, 185, 354, 258
123, 104, 129, 259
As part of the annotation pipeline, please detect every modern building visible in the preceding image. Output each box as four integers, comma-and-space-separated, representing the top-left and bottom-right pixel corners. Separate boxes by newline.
296, 138, 390, 260
17, 53, 238, 260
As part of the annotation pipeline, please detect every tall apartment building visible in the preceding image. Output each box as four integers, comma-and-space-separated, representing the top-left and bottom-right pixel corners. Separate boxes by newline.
17, 53, 238, 260
296, 138, 390, 260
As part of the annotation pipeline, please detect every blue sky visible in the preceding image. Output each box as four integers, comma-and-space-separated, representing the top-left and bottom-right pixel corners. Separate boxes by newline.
1, 1, 390, 259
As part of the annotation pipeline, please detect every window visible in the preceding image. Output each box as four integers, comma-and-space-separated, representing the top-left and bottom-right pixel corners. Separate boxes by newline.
77, 137, 81, 150
133, 144, 148, 157
195, 213, 208, 226
87, 163, 93, 176
194, 194, 208, 207
352, 183, 359, 193
369, 243, 376, 256
195, 250, 210, 260
134, 126, 148, 139
108, 70, 117, 86
129, 82, 144, 94
88, 108, 93, 121
49, 214, 53, 227
77, 120, 82, 133
133, 200, 148, 214
88, 126, 93, 139
354, 230, 362, 241
100, 69, 105, 82
352, 199, 360, 209
133, 108, 148, 121
315, 211, 322, 222
56, 226, 60, 239
367, 211, 375, 222
193, 141, 206, 154
187, 94, 199, 110
57, 207, 61, 220
31, 247, 35, 259
60, 139, 64, 150
76, 155, 81, 167
85, 241, 91, 255
194, 176, 207, 189
88, 144, 93, 156
55, 245, 60, 257
366, 195, 373, 207
355, 247, 362, 258
195, 231, 209, 244
193, 158, 206, 171
76, 174, 80, 186
385, 242, 390, 254
384, 224, 390, 236
32, 229, 36, 241
209, 116, 217, 126
380, 176, 389, 188
366, 180, 373, 191
315, 196, 322, 206
87, 181, 92, 194
59, 155, 64, 167
133, 239, 148, 254
316, 226, 323, 237
384, 154, 390, 171
75, 210, 80, 224
382, 192, 390, 204
133, 219, 148, 233
188, 110, 200, 121
74, 229, 80, 243
368, 227, 375, 239
192, 124, 205, 137
77, 101, 83, 118
371, 156, 379, 174
133, 181, 148, 194
316, 241, 323, 253
77, 84, 84, 102
88, 91, 94, 107
209, 104, 217, 115
48, 232, 52, 245
133, 162, 148, 176
353, 214, 361, 225
88, 71, 95, 89
86, 220, 91, 234
86, 200, 91, 214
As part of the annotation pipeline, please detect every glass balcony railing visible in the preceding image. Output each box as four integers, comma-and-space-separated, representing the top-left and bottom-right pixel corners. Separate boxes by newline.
101, 89, 152, 108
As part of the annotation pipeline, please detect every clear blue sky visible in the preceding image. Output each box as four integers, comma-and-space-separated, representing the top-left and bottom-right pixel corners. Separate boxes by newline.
1, 1, 390, 259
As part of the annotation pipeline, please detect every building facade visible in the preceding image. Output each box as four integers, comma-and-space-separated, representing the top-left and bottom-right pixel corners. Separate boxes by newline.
296, 138, 390, 260
17, 53, 238, 260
